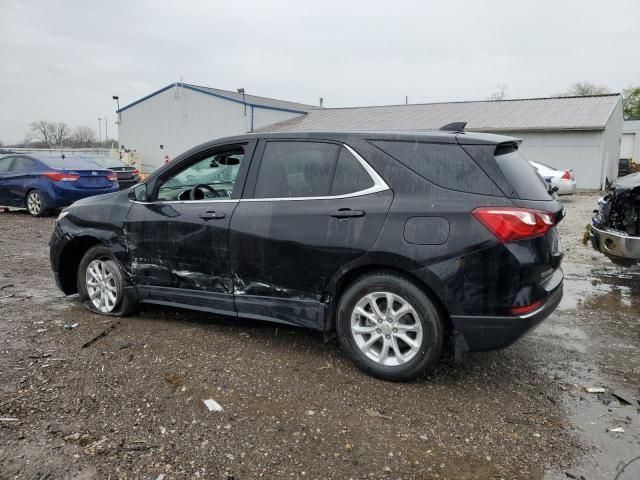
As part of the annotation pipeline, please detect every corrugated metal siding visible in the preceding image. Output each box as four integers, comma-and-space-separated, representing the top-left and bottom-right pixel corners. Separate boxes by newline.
599, 97, 623, 185
264, 95, 622, 132
118, 85, 303, 171
501, 130, 604, 189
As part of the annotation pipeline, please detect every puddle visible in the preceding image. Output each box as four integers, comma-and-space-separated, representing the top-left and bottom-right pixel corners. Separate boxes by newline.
539, 262, 640, 479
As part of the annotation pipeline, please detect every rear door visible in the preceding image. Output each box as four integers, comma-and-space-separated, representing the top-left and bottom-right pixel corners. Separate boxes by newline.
230, 139, 393, 328
0, 156, 16, 205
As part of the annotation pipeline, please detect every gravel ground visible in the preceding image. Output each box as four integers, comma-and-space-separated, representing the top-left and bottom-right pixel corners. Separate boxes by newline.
0, 192, 638, 480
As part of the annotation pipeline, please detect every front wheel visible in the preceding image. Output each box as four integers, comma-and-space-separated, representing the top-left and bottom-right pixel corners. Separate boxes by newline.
77, 245, 138, 316
336, 273, 444, 381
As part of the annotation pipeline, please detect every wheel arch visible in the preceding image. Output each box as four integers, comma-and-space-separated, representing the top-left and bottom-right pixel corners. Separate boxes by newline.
324, 263, 452, 337
57, 235, 104, 294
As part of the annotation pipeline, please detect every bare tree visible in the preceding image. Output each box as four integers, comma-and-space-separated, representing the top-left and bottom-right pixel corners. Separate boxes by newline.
487, 84, 508, 101
556, 82, 610, 97
29, 121, 54, 147
51, 122, 69, 146
71, 126, 96, 147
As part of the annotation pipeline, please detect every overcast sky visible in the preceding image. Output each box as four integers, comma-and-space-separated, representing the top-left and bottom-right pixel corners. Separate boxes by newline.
1, 0, 639, 144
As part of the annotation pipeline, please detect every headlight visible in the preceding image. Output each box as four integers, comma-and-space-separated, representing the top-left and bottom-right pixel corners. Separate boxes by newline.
57, 210, 70, 221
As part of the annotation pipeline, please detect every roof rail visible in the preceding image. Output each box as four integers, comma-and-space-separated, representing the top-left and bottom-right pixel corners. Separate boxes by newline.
439, 122, 467, 132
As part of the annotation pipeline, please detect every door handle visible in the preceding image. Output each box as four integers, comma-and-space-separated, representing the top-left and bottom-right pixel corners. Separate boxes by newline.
199, 211, 226, 220
329, 208, 365, 219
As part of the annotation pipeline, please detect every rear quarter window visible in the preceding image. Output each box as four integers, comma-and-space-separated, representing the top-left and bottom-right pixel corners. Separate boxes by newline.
370, 140, 502, 196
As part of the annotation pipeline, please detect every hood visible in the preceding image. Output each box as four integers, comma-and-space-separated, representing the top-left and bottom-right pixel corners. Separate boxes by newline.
613, 172, 640, 191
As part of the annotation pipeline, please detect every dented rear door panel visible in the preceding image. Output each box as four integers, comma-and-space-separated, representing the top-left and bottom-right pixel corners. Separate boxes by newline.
230, 191, 393, 328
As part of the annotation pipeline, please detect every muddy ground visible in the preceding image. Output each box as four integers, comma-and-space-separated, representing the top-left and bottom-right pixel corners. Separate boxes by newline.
0, 192, 638, 480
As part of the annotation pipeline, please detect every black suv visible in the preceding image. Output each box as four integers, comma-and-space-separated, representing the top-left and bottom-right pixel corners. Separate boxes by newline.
50, 130, 564, 381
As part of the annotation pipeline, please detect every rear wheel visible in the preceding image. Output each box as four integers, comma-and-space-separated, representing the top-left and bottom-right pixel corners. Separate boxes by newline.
77, 245, 138, 316
336, 273, 444, 381
26, 190, 47, 217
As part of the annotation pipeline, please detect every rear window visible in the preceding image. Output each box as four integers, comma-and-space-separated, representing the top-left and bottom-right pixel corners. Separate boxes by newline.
40, 157, 98, 169
371, 140, 502, 196
495, 150, 552, 201
86, 156, 123, 168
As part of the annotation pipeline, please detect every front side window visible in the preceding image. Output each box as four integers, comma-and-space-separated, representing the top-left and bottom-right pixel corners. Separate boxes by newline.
156, 149, 243, 201
12, 157, 35, 172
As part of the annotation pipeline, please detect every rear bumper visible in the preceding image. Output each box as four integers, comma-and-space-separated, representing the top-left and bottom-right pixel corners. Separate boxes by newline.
590, 225, 640, 260
451, 271, 563, 351
557, 179, 577, 195
44, 184, 119, 209
116, 179, 139, 191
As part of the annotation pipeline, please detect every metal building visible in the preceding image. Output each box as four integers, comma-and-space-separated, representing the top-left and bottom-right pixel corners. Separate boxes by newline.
116, 83, 316, 172
264, 94, 624, 189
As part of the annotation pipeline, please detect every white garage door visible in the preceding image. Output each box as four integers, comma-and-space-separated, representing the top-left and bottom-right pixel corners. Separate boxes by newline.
620, 133, 635, 159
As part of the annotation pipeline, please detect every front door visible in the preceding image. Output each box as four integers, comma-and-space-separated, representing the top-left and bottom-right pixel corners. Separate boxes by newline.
230, 140, 393, 328
125, 142, 253, 315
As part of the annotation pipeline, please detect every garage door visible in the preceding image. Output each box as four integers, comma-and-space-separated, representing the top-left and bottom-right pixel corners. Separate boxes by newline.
620, 133, 635, 159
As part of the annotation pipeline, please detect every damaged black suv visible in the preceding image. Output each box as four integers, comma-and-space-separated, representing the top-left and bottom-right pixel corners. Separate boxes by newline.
50, 129, 564, 381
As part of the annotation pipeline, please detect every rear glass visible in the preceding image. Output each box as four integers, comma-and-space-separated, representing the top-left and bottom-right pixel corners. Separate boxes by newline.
371, 140, 502, 196
495, 151, 552, 201
40, 156, 99, 169
85, 156, 124, 168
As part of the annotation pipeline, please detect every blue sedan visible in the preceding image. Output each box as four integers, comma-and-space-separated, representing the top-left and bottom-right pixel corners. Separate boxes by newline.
0, 154, 119, 216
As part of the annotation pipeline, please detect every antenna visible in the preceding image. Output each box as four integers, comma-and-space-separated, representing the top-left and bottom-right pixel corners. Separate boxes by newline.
439, 122, 467, 132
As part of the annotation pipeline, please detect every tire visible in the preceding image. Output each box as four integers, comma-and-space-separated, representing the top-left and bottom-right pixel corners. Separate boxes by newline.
26, 189, 48, 217
336, 272, 444, 381
77, 245, 138, 317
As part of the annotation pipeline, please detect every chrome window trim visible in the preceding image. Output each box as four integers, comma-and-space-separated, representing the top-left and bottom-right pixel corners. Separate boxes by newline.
129, 143, 390, 205
243, 143, 390, 202
130, 198, 239, 205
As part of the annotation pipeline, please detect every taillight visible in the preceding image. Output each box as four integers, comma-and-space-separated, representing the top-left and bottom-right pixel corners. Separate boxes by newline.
510, 301, 542, 315
132, 169, 139, 175
561, 171, 571, 180
106, 173, 117, 181
42, 172, 80, 182
472, 207, 555, 242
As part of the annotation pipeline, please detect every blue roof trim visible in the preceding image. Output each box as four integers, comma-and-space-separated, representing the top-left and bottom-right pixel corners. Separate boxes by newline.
117, 84, 176, 112
118, 83, 308, 115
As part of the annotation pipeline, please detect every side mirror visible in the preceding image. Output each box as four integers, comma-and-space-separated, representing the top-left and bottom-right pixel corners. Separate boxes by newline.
129, 183, 148, 202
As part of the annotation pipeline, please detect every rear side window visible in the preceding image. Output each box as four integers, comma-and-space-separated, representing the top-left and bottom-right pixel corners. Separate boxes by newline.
254, 141, 340, 198
371, 140, 502, 196
0, 157, 13, 173
12, 157, 36, 172
331, 148, 374, 195
495, 151, 551, 201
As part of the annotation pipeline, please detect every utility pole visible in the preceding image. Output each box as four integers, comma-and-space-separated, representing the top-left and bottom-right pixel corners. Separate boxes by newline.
97, 118, 102, 146
104, 116, 108, 147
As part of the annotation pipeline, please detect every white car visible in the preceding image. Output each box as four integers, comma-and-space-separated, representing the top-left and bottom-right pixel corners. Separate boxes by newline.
529, 161, 577, 195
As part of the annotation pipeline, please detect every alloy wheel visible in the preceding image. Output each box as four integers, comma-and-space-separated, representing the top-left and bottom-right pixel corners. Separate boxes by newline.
85, 259, 120, 313
27, 192, 42, 216
350, 292, 423, 367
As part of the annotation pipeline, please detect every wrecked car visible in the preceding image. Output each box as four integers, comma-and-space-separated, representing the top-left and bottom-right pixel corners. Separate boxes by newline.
590, 173, 640, 265
50, 128, 564, 381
